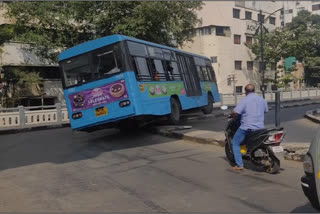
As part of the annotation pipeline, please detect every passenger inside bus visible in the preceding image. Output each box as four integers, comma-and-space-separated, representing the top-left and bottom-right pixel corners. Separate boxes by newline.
165, 61, 174, 80
153, 71, 159, 81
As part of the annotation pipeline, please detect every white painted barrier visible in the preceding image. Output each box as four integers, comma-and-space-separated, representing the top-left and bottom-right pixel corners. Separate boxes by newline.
217, 88, 320, 106
0, 88, 319, 130
0, 103, 69, 129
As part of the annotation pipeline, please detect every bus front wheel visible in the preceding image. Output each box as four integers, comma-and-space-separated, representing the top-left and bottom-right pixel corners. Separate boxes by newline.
169, 98, 181, 125
202, 94, 213, 114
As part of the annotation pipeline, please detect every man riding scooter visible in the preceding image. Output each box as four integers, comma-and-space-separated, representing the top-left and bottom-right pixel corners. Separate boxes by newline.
230, 84, 268, 170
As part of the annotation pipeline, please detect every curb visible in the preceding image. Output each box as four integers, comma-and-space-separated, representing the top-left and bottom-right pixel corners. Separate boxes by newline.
149, 126, 225, 147
151, 125, 309, 162
0, 123, 70, 135
305, 110, 320, 124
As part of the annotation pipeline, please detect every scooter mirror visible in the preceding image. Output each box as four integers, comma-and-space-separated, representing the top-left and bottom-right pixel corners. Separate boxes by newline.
220, 105, 228, 110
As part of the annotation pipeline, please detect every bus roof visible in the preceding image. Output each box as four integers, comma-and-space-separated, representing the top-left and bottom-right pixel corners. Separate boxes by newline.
58, 34, 210, 62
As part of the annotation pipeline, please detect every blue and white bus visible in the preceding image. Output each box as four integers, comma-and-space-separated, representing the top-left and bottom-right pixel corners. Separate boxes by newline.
58, 34, 220, 131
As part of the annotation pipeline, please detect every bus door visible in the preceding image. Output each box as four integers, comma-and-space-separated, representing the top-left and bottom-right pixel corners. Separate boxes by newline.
176, 54, 202, 97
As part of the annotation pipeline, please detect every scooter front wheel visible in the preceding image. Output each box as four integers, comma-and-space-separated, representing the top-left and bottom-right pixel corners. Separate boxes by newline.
225, 140, 235, 163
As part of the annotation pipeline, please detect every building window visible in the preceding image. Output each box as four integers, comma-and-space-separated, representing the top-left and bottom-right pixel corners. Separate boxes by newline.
236, 86, 243, 94
247, 61, 253, 70
246, 36, 253, 45
210, 56, 217, 63
288, 9, 293, 13
271, 63, 277, 71
245, 11, 252, 20
233, 8, 240, 19
269, 17, 276, 25
199, 27, 212, 36
312, 4, 320, 11
216, 26, 225, 36
281, 21, 284, 26
235, 61, 242, 70
234, 35, 241, 44
227, 78, 232, 86
258, 14, 265, 22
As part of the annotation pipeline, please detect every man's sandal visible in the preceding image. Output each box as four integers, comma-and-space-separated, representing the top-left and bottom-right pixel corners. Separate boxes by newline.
232, 166, 244, 170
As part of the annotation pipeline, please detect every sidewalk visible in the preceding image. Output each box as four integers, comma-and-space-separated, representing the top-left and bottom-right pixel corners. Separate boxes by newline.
150, 125, 309, 162
214, 97, 320, 109
151, 98, 319, 162
305, 109, 320, 124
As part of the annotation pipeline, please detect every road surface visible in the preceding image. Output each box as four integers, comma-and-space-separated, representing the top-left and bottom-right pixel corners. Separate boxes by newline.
0, 127, 316, 212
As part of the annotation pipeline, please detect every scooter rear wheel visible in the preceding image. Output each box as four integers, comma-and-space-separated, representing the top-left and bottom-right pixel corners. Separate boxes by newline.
265, 156, 280, 174
225, 140, 235, 163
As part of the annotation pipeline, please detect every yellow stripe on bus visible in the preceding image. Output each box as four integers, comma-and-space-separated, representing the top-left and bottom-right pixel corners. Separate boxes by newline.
318, 172, 320, 179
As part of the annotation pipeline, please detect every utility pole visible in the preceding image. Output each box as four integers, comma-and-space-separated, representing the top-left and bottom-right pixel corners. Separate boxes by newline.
259, 10, 265, 99
228, 74, 237, 95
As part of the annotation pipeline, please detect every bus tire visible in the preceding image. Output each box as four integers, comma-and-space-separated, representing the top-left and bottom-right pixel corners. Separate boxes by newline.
202, 94, 213, 114
169, 97, 181, 125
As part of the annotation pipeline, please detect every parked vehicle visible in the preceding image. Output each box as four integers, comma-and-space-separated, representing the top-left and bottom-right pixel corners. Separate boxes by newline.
224, 113, 285, 174
301, 128, 320, 211
58, 34, 220, 131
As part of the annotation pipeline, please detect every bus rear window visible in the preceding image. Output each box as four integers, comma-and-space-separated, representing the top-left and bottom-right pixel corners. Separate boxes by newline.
60, 43, 123, 88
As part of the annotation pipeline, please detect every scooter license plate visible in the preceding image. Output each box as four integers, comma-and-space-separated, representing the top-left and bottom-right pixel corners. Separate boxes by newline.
271, 146, 284, 153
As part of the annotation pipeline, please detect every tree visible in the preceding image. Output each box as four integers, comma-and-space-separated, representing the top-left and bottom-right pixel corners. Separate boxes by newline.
246, 28, 289, 69
6, 1, 203, 62
247, 10, 320, 87
1, 68, 42, 107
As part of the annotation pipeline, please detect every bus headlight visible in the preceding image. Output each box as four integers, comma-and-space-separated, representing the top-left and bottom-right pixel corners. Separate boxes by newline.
119, 100, 130, 107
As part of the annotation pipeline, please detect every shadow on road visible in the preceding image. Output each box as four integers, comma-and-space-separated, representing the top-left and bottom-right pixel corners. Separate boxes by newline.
291, 202, 318, 213
0, 126, 176, 171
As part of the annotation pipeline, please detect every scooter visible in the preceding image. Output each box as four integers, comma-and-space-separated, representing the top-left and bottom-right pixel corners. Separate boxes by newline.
222, 106, 285, 174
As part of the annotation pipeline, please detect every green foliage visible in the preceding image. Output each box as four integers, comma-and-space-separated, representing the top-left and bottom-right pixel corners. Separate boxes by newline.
11, 69, 42, 87
1, 68, 43, 107
6, 1, 203, 62
247, 10, 320, 86
0, 24, 14, 54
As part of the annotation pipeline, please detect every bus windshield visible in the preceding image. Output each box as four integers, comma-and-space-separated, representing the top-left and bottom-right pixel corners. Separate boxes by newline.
60, 43, 123, 88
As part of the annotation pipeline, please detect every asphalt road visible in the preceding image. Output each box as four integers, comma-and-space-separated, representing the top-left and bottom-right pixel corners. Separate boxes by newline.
186, 104, 320, 144
0, 127, 316, 212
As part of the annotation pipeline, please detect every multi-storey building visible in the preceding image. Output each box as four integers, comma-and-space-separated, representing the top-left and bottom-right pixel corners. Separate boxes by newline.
280, 0, 320, 25
181, 1, 287, 94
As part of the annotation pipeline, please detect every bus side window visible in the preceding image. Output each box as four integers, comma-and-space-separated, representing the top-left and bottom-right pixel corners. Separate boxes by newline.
207, 66, 216, 82
201, 66, 210, 81
196, 66, 204, 81
170, 61, 181, 81
163, 61, 174, 81
153, 59, 166, 81
134, 57, 152, 81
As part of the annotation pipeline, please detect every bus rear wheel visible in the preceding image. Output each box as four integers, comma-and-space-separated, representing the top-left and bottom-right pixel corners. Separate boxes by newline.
169, 97, 181, 125
202, 94, 213, 114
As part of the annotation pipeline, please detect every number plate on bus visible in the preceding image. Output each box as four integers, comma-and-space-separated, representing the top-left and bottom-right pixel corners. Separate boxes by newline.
95, 107, 107, 117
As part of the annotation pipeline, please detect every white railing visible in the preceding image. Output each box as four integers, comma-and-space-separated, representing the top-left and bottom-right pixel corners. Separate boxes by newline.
0, 103, 69, 129
215, 88, 320, 107
0, 88, 319, 130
